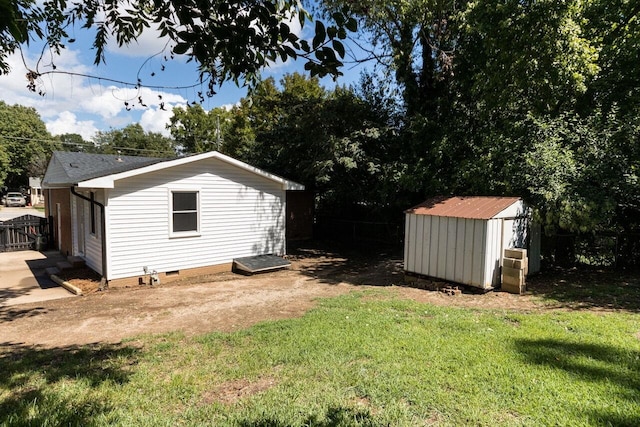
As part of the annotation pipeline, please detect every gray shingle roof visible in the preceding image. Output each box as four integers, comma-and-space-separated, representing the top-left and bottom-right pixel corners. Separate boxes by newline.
44, 151, 168, 186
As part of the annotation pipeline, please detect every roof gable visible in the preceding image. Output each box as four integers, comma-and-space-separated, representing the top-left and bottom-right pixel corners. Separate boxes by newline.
43, 151, 304, 191
406, 196, 523, 219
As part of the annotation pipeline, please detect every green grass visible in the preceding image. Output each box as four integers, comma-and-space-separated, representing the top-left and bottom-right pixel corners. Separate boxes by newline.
1, 290, 639, 426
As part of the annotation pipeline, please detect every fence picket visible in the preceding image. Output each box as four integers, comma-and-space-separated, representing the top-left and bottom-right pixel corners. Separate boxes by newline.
0, 215, 49, 252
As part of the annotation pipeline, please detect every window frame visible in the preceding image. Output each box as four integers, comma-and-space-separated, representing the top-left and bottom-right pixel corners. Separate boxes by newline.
168, 189, 201, 238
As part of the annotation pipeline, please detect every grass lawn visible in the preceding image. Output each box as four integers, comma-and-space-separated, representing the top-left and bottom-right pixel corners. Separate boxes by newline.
1, 289, 639, 426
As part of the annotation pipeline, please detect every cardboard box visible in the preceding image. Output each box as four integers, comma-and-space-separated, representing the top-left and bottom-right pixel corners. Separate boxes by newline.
504, 248, 527, 260
502, 281, 526, 294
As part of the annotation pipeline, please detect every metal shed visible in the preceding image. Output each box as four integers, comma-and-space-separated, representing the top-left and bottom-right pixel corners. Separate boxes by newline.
403, 196, 540, 290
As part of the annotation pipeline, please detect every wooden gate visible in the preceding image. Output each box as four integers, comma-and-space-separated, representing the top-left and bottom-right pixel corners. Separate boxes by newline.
0, 215, 49, 252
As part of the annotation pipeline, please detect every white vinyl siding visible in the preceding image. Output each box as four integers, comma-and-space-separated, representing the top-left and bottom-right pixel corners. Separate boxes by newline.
105, 157, 286, 280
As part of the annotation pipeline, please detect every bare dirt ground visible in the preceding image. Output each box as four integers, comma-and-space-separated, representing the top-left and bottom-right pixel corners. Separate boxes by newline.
1, 243, 638, 348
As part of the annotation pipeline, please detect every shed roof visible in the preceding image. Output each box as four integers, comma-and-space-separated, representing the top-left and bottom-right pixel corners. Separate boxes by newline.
405, 196, 522, 219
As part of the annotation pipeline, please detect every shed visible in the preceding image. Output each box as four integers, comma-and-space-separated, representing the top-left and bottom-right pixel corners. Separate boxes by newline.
403, 196, 540, 290
42, 151, 303, 287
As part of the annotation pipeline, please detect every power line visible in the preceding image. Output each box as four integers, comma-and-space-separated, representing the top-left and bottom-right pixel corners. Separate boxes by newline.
0, 135, 176, 156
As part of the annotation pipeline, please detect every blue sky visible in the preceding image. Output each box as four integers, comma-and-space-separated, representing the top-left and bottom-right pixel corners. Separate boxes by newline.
0, 10, 368, 141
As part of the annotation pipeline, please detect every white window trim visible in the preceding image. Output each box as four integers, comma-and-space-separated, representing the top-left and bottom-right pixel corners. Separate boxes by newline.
168, 188, 201, 238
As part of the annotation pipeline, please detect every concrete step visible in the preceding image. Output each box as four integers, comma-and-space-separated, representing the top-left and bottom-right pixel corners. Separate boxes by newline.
67, 256, 86, 268
56, 261, 73, 272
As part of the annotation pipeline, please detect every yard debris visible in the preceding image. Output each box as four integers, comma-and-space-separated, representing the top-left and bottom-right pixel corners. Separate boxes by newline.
441, 286, 462, 296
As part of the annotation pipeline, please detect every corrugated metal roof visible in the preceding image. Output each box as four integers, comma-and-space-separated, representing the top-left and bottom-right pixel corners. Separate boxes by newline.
405, 196, 522, 219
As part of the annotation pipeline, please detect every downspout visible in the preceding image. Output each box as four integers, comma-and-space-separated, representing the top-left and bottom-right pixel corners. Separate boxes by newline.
70, 186, 108, 285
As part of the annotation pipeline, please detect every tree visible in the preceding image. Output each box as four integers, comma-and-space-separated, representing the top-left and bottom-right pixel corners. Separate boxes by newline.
92, 124, 176, 158
223, 73, 403, 219
2, 0, 356, 94
57, 133, 95, 152
0, 101, 56, 189
167, 105, 232, 155
323, 0, 461, 117
322, 0, 640, 235
449, 0, 639, 233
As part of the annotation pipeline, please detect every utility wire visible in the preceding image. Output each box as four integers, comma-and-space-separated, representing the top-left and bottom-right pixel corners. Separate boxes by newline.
0, 135, 176, 156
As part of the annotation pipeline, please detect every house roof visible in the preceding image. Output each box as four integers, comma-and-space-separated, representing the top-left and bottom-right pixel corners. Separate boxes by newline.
43, 151, 165, 187
43, 151, 304, 191
405, 196, 522, 219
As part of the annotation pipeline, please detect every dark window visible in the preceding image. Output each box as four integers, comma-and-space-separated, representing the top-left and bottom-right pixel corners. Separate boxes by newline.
172, 191, 198, 233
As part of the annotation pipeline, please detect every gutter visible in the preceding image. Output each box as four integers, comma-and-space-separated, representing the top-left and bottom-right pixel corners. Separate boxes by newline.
70, 186, 108, 285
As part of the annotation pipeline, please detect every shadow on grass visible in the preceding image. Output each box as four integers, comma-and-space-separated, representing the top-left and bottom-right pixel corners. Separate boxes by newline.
287, 240, 404, 287
0, 342, 140, 426
238, 405, 377, 426
515, 338, 640, 425
527, 268, 640, 312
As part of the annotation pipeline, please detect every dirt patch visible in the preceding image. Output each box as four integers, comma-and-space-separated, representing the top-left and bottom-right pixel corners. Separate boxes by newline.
202, 376, 278, 405
0, 244, 634, 348
57, 268, 102, 294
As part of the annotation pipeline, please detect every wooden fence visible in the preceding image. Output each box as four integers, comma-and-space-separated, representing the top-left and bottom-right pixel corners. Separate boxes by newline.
0, 215, 49, 252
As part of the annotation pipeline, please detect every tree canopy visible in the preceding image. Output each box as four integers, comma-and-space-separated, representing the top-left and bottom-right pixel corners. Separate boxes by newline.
319, 0, 640, 234
0, 100, 56, 189
1, 0, 356, 93
92, 123, 176, 158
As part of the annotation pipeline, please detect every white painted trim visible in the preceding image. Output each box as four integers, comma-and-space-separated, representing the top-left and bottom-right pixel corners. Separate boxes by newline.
104, 189, 113, 281
77, 151, 305, 191
168, 188, 202, 238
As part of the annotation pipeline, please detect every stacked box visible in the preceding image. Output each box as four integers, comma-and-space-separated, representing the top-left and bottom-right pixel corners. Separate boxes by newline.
502, 248, 527, 294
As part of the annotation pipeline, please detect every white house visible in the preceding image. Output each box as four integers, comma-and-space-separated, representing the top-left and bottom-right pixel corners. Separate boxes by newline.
404, 196, 541, 290
28, 177, 44, 205
42, 151, 303, 287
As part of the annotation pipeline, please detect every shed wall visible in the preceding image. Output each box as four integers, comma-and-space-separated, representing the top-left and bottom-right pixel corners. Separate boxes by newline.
404, 214, 492, 288
105, 157, 285, 280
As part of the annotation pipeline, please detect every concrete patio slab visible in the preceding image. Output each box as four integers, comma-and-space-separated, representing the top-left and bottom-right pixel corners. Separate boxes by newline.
0, 250, 75, 307
0, 206, 45, 221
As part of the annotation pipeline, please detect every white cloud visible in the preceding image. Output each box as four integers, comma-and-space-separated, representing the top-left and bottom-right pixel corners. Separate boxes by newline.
106, 24, 173, 58
79, 86, 186, 119
217, 102, 239, 111
46, 111, 99, 140
140, 104, 185, 137
0, 38, 242, 141
0, 48, 93, 114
